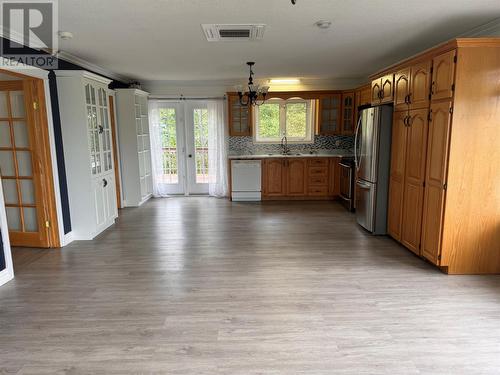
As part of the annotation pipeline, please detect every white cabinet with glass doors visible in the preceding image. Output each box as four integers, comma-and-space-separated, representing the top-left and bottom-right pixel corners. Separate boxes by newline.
115, 89, 152, 206
55, 70, 118, 240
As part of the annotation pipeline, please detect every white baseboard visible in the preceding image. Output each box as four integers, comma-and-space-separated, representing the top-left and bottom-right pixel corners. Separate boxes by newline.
62, 231, 75, 246
0, 268, 14, 287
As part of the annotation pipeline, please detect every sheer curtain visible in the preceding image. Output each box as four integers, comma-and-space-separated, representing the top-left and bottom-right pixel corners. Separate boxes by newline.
148, 100, 170, 197
207, 99, 229, 197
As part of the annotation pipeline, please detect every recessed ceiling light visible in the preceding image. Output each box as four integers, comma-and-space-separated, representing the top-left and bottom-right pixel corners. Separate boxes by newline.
269, 78, 301, 85
58, 31, 73, 40
315, 20, 332, 29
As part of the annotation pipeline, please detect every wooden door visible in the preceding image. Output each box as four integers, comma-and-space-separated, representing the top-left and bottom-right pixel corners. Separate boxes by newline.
0, 79, 59, 248
394, 68, 410, 111
409, 60, 432, 110
371, 79, 381, 105
318, 94, 341, 135
380, 74, 394, 103
400, 109, 429, 254
341, 92, 355, 135
263, 159, 285, 197
227, 94, 252, 136
421, 101, 452, 265
285, 159, 307, 196
387, 111, 408, 241
431, 50, 456, 101
108, 95, 122, 209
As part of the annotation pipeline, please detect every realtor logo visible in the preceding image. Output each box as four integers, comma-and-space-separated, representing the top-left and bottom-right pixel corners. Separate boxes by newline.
1, 0, 58, 68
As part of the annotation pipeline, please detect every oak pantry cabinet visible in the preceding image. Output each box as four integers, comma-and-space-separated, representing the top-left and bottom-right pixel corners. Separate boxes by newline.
381, 39, 500, 274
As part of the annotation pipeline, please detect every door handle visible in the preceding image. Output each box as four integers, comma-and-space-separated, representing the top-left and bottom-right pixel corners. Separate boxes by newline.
103, 178, 108, 187
356, 180, 371, 189
99, 125, 104, 134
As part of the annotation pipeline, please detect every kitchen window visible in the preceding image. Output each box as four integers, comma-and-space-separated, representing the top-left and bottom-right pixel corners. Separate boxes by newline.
253, 98, 315, 143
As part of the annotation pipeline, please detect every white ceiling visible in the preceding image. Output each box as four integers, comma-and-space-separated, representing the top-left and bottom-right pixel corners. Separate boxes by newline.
58, 0, 500, 83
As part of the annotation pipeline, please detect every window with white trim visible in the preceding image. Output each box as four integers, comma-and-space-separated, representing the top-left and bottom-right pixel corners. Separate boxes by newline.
253, 98, 315, 143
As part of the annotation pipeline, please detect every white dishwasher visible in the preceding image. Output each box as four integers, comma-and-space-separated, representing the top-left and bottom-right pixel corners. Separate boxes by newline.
231, 160, 262, 201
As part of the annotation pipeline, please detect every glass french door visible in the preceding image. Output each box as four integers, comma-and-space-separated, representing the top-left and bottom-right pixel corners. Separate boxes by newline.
0, 78, 59, 247
185, 102, 209, 195
154, 101, 209, 195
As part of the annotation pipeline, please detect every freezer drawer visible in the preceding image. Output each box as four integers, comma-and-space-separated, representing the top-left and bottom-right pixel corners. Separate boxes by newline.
356, 179, 376, 232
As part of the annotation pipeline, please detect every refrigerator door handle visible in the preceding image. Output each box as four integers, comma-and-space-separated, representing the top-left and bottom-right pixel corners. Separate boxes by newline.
354, 115, 362, 171
356, 180, 372, 189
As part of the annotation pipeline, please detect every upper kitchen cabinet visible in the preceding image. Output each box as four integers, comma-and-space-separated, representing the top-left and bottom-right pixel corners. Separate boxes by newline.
318, 93, 341, 135
371, 74, 394, 105
431, 50, 456, 101
394, 61, 432, 111
227, 93, 252, 136
340, 92, 355, 135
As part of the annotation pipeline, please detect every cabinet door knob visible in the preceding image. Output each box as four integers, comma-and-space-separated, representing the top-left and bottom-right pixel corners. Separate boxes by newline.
103, 178, 108, 187
188, 154, 192, 158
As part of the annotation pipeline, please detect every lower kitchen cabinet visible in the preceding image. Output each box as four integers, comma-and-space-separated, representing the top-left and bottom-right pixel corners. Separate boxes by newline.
262, 157, 341, 200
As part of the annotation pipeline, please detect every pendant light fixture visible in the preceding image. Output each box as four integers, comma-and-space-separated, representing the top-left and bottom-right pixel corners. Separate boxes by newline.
236, 62, 270, 107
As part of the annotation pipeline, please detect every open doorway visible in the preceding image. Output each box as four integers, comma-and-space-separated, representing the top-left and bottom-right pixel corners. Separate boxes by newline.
0, 69, 60, 248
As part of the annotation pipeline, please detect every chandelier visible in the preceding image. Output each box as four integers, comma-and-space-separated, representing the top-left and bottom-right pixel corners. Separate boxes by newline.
236, 62, 270, 106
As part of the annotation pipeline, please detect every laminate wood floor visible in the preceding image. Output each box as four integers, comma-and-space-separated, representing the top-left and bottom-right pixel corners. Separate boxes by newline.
1, 198, 500, 374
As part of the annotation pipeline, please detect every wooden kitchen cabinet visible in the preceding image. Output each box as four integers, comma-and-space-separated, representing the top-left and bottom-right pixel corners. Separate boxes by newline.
371, 74, 394, 105
400, 109, 429, 254
318, 94, 341, 135
285, 159, 307, 196
420, 100, 452, 265
431, 50, 456, 101
262, 159, 286, 197
227, 93, 252, 136
394, 62, 432, 112
394, 68, 411, 111
387, 111, 408, 241
341, 92, 355, 135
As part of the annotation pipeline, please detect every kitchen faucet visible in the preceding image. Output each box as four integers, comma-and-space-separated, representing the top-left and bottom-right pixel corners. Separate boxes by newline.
281, 134, 291, 155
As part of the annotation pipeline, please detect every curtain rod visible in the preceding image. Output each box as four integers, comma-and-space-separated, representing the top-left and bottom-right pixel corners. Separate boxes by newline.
149, 95, 226, 101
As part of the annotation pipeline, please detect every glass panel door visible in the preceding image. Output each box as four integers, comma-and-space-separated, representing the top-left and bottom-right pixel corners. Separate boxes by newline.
185, 102, 209, 195
0, 80, 51, 247
156, 102, 185, 195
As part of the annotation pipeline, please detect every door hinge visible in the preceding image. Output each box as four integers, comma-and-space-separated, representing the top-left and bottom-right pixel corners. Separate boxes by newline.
45, 220, 50, 228
453, 55, 457, 63
428, 110, 432, 122
449, 106, 453, 114
437, 254, 442, 261
443, 183, 447, 191
451, 84, 455, 92
33, 101, 38, 110
430, 66, 434, 74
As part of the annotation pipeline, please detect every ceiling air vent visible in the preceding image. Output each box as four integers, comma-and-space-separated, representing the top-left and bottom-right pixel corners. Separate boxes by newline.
202, 24, 266, 42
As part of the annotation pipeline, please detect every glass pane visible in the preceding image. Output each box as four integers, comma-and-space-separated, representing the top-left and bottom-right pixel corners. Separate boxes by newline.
85, 84, 91, 104
138, 152, 145, 177
136, 119, 141, 135
94, 131, 100, 152
143, 134, 149, 151
90, 86, 96, 105
87, 106, 93, 130
0, 150, 15, 176
95, 153, 101, 174
144, 150, 151, 175
194, 108, 209, 184
322, 109, 329, 122
102, 90, 107, 107
332, 96, 340, 106
159, 108, 178, 184
6, 207, 21, 231
286, 103, 307, 138
137, 135, 144, 152
20, 179, 35, 205
2, 179, 18, 204
107, 152, 112, 171
16, 151, 32, 176
258, 103, 280, 139
98, 88, 103, 106
90, 154, 96, 175
0, 92, 8, 117
10, 91, 25, 118
321, 98, 331, 108
13, 121, 29, 148
23, 207, 38, 232
141, 118, 148, 134
0, 121, 11, 147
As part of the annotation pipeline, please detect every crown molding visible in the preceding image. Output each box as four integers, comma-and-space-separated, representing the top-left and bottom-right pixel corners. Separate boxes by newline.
459, 17, 500, 37
56, 51, 132, 83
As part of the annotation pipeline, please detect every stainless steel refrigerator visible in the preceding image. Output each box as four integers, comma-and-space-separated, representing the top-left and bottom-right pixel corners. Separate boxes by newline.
354, 105, 393, 234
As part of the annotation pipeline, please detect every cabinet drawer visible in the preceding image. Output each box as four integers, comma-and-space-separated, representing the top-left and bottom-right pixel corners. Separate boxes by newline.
308, 186, 329, 196
308, 176, 328, 186
308, 159, 328, 167
308, 167, 328, 177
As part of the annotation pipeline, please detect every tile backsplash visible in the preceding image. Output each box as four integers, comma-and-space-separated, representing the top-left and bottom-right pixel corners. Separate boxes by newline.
229, 135, 354, 155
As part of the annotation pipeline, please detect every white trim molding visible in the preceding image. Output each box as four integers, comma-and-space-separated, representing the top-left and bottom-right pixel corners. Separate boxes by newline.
0, 177, 14, 287
54, 69, 113, 85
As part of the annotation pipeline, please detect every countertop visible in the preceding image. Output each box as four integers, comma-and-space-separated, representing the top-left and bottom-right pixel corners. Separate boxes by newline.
228, 151, 353, 159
